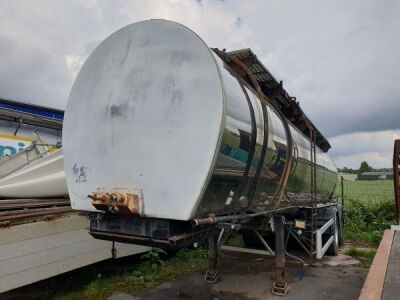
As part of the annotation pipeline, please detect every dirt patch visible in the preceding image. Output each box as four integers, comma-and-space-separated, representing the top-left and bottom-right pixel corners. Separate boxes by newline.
321, 253, 360, 267
110, 276, 254, 300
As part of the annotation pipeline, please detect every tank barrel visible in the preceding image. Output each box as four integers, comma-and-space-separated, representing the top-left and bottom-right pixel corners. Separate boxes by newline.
63, 19, 337, 221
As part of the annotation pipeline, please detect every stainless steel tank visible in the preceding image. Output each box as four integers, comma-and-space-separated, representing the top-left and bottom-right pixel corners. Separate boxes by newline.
63, 20, 337, 221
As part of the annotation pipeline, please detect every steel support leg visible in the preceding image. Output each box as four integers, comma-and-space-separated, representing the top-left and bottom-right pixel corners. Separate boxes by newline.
205, 231, 219, 283
272, 215, 289, 296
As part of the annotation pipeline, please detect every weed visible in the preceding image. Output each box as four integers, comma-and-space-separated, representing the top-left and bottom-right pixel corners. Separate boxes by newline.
55, 247, 207, 300
345, 246, 376, 267
225, 233, 245, 248
140, 248, 167, 272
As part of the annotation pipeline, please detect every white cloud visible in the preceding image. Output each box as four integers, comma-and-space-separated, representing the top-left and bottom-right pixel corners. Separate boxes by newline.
65, 55, 85, 79
330, 129, 400, 168
335, 151, 392, 170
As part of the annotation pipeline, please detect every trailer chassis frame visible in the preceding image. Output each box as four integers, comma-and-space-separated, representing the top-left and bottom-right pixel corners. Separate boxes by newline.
199, 203, 337, 296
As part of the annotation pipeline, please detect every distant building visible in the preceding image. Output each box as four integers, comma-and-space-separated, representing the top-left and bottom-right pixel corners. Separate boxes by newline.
338, 173, 357, 181
358, 171, 393, 180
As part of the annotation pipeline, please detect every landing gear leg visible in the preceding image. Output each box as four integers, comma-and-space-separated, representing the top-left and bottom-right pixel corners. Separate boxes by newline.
272, 215, 289, 296
205, 230, 219, 283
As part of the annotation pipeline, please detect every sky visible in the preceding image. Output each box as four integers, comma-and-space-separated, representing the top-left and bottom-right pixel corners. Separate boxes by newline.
0, 0, 399, 168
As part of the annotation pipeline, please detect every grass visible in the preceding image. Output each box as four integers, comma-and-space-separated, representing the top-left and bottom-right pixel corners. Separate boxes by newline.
345, 246, 377, 267
225, 232, 246, 247
338, 180, 394, 203
55, 247, 208, 300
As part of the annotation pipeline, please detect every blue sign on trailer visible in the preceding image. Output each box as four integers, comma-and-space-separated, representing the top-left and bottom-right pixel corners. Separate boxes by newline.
0, 97, 64, 158
0, 98, 64, 120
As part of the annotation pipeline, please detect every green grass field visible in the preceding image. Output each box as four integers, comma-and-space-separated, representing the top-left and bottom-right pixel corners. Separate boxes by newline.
335, 179, 394, 203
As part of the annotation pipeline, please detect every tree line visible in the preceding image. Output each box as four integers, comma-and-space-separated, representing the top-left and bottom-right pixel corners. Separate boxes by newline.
338, 161, 392, 175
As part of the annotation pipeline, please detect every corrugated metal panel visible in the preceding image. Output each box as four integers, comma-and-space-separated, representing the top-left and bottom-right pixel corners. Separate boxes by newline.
0, 214, 149, 293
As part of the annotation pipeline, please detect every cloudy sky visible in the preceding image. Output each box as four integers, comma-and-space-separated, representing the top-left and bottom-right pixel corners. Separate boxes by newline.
0, 0, 399, 168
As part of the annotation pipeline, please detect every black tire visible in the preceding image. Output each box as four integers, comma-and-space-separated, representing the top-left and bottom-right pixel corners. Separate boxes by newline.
242, 229, 262, 248
242, 230, 274, 249
326, 217, 339, 256
338, 215, 344, 246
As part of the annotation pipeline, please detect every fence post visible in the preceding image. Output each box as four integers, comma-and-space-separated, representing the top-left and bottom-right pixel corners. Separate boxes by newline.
341, 176, 344, 224
393, 139, 400, 224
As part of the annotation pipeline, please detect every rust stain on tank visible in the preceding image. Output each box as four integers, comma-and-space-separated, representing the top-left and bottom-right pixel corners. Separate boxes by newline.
89, 192, 140, 215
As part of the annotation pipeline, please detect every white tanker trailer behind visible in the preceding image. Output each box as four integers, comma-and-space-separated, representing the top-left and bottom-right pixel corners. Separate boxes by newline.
63, 20, 342, 292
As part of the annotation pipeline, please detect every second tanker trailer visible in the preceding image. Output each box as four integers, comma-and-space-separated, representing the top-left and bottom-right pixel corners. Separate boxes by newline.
63, 20, 342, 294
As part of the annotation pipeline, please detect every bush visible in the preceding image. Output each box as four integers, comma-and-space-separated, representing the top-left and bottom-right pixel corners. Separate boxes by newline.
344, 199, 396, 246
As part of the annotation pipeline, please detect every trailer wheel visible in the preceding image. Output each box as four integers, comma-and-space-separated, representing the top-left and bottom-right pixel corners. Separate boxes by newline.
242, 230, 274, 248
242, 230, 262, 248
338, 215, 344, 246
326, 217, 339, 256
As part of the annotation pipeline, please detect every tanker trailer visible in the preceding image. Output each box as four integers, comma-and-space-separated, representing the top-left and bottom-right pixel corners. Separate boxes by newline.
63, 20, 342, 293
